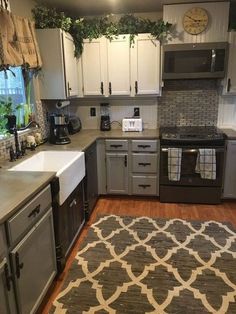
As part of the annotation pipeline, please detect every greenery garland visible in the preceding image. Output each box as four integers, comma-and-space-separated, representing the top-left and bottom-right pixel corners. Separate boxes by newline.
32, 5, 172, 57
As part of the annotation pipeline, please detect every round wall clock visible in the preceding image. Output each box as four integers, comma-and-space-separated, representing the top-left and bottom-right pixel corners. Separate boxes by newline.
183, 7, 209, 35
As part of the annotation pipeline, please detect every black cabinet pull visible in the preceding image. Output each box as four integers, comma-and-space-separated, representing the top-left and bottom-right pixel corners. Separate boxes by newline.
137, 145, 151, 149
138, 162, 151, 166
100, 81, 104, 95
227, 78, 231, 92
4, 263, 12, 291
110, 144, 122, 148
138, 184, 151, 189
28, 204, 41, 218
15, 252, 24, 279
67, 82, 72, 96
135, 81, 138, 94
109, 82, 112, 95
124, 155, 127, 167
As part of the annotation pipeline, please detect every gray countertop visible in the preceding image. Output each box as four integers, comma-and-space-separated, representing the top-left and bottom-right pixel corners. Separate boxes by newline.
0, 129, 160, 223
220, 128, 236, 140
0, 171, 55, 223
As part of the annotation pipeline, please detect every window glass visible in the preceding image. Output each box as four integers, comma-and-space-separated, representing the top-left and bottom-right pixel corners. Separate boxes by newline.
0, 67, 26, 129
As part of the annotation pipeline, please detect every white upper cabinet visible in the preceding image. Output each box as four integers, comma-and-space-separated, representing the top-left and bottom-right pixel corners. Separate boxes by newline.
81, 34, 160, 97
36, 29, 79, 100
82, 37, 107, 96
63, 32, 79, 97
131, 34, 161, 96
223, 31, 236, 95
107, 35, 130, 96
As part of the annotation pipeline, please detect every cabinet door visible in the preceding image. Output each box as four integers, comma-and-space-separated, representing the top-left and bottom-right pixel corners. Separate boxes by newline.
107, 35, 130, 96
63, 32, 79, 97
82, 37, 107, 96
11, 210, 56, 314
85, 143, 98, 217
106, 153, 128, 194
0, 258, 16, 314
223, 140, 236, 198
224, 31, 236, 95
131, 34, 161, 95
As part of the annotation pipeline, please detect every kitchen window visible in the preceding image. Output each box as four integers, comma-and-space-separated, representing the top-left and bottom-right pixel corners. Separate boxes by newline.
0, 67, 27, 129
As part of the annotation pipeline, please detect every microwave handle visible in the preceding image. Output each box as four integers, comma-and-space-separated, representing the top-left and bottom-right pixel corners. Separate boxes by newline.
211, 49, 216, 72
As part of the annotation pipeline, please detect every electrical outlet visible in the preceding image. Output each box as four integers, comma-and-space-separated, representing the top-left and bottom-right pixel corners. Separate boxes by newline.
90, 107, 96, 117
134, 107, 140, 117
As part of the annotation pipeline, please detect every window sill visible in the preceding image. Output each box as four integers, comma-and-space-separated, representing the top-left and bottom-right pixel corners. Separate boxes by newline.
0, 127, 38, 143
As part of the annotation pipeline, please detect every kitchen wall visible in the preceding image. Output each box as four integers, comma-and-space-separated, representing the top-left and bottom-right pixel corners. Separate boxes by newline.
218, 96, 236, 129
158, 80, 219, 127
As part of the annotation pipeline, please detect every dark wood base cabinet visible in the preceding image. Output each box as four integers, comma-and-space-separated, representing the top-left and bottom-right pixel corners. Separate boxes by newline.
84, 142, 98, 220
52, 180, 85, 273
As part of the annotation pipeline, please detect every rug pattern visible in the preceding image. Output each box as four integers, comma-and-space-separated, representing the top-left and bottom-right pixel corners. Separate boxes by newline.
51, 215, 236, 313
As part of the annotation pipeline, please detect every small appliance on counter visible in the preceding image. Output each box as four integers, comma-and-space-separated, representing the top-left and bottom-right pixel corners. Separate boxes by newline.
100, 103, 111, 131
49, 114, 71, 145
68, 115, 82, 134
122, 118, 143, 132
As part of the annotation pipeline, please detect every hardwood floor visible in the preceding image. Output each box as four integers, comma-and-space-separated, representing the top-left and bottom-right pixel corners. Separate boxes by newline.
40, 196, 236, 313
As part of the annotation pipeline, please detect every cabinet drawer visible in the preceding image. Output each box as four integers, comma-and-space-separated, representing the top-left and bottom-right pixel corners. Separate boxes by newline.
132, 140, 158, 152
7, 185, 52, 246
132, 176, 157, 195
132, 153, 157, 173
105, 140, 128, 151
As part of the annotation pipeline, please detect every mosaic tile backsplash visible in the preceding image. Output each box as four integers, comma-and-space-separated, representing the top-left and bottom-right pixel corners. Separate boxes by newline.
157, 79, 219, 127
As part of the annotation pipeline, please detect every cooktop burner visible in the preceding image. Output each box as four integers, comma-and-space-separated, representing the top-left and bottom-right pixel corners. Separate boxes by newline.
160, 126, 225, 142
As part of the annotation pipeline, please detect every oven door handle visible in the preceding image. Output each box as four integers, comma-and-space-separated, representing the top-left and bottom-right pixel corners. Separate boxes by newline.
161, 148, 225, 153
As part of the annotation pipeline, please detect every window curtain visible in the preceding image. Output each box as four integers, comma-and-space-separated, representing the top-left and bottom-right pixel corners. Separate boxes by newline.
0, 9, 42, 69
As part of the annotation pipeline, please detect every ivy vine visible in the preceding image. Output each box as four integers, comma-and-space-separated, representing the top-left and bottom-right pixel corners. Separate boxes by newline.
32, 5, 172, 57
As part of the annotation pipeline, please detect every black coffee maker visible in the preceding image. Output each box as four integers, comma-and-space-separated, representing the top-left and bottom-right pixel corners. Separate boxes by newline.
49, 114, 71, 144
100, 103, 111, 131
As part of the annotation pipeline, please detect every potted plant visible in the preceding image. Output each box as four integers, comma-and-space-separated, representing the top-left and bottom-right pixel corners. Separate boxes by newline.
0, 96, 16, 133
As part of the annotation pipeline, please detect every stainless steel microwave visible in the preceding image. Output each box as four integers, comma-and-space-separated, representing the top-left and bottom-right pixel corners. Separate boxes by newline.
162, 42, 228, 79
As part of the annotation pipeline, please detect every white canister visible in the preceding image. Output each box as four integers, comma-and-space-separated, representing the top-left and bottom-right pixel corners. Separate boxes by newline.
26, 135, 36, 147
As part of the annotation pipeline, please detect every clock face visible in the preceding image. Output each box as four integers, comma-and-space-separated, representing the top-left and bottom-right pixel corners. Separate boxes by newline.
183, 7, 209, 35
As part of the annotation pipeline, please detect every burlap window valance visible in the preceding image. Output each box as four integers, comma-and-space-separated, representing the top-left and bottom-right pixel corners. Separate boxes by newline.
0, 9, 42, 69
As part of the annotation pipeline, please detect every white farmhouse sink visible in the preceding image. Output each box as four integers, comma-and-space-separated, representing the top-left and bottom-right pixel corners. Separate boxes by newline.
9, 151, 85, 205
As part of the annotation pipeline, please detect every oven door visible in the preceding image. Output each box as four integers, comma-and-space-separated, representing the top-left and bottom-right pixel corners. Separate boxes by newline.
160, 145, 225, 187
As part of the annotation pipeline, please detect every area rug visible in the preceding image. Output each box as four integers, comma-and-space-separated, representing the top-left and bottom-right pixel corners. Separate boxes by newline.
50, 215, 236, 314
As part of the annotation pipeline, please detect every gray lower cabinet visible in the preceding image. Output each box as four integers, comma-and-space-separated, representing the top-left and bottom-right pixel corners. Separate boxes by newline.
106, 152, 128, 194
0, 224, 16, 314
10, 209, 56, 314
223, 140, 236, 198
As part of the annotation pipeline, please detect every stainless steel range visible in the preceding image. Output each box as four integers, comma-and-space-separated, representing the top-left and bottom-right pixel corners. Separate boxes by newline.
159, 126, 225, 204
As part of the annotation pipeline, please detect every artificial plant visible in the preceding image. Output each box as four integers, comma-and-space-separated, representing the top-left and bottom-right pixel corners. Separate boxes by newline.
32, 5, 172, 57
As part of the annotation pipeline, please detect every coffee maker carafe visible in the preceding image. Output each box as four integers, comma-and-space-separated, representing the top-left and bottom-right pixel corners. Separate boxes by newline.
49, 114, 71, 144
100, 103, 111, 131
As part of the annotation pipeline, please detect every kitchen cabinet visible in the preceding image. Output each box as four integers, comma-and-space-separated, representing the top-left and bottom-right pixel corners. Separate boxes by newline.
98, 139, 160, 195
223, 140, 236, 198
0, 226, 16, 314
131, 140, 159, 196
82, 37, 107, 96
5, 184, 56, 314
82, 35, 130, 97
131, 34, 161, 95
36, 28, 80, 99
106, 140, 129, 194
81, 33, 161, 97
84, 142, 98, 219
223, 31, 236, 95
107, 35, 130, 96
53, 181, 84, 272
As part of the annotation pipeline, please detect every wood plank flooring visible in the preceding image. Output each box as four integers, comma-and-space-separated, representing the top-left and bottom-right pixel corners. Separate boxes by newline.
39, 196, 236, 313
